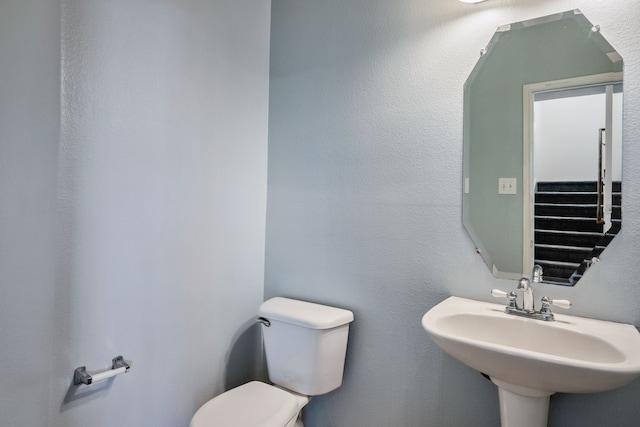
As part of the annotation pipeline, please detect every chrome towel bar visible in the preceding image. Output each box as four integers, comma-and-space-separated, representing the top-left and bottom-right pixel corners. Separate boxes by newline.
74, 355, 131, 385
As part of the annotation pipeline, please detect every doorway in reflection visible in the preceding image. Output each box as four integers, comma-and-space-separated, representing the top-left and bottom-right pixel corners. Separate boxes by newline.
532, 84, 622, 285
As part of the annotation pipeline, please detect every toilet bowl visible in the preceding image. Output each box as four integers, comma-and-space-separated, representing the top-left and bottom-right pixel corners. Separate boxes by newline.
189, 297, 354, 427
190, 381, 310, 427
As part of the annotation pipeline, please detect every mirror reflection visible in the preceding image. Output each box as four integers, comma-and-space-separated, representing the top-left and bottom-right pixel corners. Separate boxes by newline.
462, 10, 623, 286
530, 84, 622, 284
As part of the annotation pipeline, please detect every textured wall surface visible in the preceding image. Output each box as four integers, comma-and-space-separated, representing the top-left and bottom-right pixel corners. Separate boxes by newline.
266, 0, 640, 426
0, 1, 60, 426
1, 1, 270, 426
51, 1, 270, 426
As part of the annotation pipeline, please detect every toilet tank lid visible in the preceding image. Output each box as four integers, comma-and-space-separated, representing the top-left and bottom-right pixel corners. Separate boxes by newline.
259, 297, 354, 330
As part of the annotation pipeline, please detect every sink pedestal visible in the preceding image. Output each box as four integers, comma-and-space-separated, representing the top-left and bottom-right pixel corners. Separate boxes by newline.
493, 379, 553, 427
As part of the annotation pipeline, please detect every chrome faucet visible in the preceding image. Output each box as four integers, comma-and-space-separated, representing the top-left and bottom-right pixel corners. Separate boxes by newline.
491, 265, 572, 321
517, 277, 535, 312
517, 264, 543, 312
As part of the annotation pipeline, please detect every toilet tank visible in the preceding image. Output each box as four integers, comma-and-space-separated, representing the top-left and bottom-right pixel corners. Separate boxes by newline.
258, 297, 354, 396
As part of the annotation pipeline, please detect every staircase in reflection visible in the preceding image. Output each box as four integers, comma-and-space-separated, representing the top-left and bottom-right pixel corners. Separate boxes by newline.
534, 181, 621, 285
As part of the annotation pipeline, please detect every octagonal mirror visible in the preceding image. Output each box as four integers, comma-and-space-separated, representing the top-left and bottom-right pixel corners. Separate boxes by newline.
462, 10, 623, 286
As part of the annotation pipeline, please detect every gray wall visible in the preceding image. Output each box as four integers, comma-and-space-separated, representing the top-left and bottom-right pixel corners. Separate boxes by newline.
0, 1, 60, 426
266, 0, 640, 426
1, 1, 271, 426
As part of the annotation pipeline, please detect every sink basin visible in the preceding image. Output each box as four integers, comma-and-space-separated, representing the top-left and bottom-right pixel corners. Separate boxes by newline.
422, 296, 640, 393
422, 296, 640, 426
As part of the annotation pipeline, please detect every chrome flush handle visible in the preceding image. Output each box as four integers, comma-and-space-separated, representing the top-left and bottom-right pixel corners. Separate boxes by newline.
256, 317, 271, 327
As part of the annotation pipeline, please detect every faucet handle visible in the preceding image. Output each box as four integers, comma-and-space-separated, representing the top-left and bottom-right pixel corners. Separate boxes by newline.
548, 298, 572, 309
491, 289, 508, 298
491, 289, 519, 309
540, 296, 572, 311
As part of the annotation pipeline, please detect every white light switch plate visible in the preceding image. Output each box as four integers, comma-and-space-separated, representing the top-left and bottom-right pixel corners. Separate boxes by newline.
498, 178, 517, 195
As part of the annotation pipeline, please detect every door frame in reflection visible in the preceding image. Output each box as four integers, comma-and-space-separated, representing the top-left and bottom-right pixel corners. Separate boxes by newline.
522, 71, 623, 279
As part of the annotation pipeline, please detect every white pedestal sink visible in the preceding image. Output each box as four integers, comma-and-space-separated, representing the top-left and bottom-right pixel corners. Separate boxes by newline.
422, 296, 640, 427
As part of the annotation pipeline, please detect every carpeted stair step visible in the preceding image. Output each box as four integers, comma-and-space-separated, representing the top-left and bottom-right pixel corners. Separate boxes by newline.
535, 244, 592, 264
536, 181, 621, 192
535, 204, 621, 219
535, 230, 602, 247
535, 216, 604, 233
535, 192, 621, 205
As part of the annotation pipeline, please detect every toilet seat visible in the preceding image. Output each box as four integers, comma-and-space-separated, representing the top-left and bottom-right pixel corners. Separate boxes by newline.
190, 381, 300, 427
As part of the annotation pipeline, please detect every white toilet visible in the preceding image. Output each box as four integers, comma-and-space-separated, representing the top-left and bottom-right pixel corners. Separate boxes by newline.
190, 297, 354, 427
